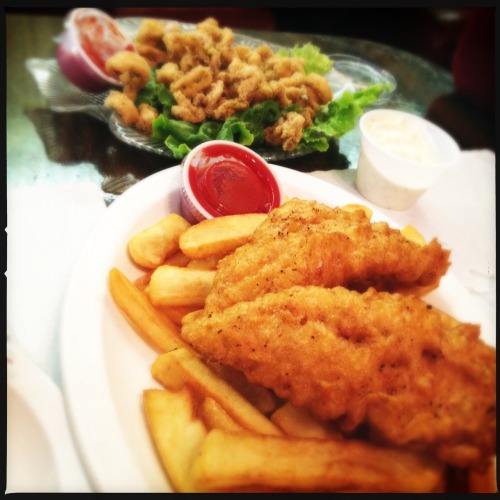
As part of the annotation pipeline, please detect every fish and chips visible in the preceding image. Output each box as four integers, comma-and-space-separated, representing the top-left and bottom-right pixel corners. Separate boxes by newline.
109, 198, 496, 492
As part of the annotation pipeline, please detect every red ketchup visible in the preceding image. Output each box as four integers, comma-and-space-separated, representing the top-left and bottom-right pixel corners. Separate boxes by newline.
181, 141, 283, 222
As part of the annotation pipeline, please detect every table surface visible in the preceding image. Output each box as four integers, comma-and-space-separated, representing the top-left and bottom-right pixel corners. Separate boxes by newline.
6, 12, 494, 196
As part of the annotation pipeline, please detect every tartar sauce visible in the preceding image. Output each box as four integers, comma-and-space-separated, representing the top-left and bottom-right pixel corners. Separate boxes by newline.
363, 112, 440, 165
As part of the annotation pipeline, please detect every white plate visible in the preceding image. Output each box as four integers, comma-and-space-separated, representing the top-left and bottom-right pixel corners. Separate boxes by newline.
59, 165, 495, 492
6, 340, 92, 493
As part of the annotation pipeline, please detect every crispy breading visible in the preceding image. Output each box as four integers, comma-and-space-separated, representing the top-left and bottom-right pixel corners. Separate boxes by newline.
104, 90, 139, 125
181, 285, 496, 470
104, 17, 335, 151
105, 51, 151, 101
203, 198, 451, 314
155, 62, 182, 85
264, 111, 306, 151
135, 103, 159, 134
134, 19, 169, 66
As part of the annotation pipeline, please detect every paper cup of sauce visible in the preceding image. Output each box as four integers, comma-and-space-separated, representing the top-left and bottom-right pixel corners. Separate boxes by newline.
180, 140, 284, 223
355, 109, 460, 210
56, 8, 136, 93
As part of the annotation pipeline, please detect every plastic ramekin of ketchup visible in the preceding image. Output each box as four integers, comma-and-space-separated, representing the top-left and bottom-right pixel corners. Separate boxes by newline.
56, 8, 136, 93
180, 140, 284, 223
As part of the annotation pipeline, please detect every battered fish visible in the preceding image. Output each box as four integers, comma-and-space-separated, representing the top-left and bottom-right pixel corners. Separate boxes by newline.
181, 286, 496, 470
204, 198, 451, 314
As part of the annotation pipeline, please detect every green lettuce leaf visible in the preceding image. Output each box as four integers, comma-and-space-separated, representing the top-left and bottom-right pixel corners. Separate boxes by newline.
138, 51, 390, 158
216, 118, 254, 145
277, 42, 333, 75
135, 68, 176, 113
298, 82, 391, 150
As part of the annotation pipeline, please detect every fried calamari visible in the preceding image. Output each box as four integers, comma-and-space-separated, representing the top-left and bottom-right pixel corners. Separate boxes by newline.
103, 17, 333, 151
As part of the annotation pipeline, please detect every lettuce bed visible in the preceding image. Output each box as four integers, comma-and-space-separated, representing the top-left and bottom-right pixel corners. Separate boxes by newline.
135, 45, 391, 159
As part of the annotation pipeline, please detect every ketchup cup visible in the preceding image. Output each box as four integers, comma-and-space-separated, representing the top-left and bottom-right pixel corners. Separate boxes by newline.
180, 140, 284, 223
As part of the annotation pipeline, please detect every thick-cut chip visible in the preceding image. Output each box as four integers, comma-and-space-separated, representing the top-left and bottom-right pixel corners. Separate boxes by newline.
179, 213, 267, 260
186, 256, 220, 270
342, 203, 373, 220
128, 214, 191, 269
151, 348, 283, 436
163, 248, 192, 267
206, 361, 282, 416
401, 224, 426, 246
108, 267, 189, 353
270, 402, 343, 439
149, 265, 215, 307
159, 304, 202, 327
134, 271, 153, 291
143, 388, 207, 492
191, 429, 446, 493
200, 397, 245, 432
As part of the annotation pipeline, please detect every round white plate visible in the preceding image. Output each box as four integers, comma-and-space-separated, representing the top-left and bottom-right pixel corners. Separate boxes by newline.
59, 165, 495, 492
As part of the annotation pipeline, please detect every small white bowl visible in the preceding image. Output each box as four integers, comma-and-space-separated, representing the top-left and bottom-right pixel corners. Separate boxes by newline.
180, 140, 284, 223
355, 109, 460, 210
56, 8, 135, 93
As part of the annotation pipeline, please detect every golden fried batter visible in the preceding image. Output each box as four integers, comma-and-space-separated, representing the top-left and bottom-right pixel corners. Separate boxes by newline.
181, 285, 496, 470
103, 17, 335, 150
135, 103, 159, 134
264, 111, 306, 151
104, 90, 139, 125
203, 198, 451, 314
105, 50, 151, 100
134, 19, 169, 66
156, 62, 182, 86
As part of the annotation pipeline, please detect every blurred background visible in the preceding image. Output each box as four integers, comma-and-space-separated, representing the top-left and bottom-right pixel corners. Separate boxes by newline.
6, 7, 490, 71
111, 7, 471, 72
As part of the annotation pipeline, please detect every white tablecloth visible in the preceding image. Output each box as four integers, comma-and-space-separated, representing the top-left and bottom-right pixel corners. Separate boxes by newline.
5, 149, 496, 492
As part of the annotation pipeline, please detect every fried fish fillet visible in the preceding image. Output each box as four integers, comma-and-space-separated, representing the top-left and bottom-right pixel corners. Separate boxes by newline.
182, 286, 496, 470
203, 198, 451, 314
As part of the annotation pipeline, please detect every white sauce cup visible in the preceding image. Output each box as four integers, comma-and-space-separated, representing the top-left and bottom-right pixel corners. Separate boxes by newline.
355, 109, 460, 210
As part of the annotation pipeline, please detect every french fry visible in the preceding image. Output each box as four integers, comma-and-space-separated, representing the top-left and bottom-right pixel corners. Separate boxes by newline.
128, 214, 191, 269
149, 265, 215, 307
163, 248, 192, 267
159, 304, 202, 327
401, 224, 426, 246
342, 203, 373, 220
151, 348, 283, 436
199, 397, 245, 433
186, 256, 220, 271
206, 361, 282, 416
191, 429, 445, 493
179, 213, 267, 260
108, 267, 190, 353
270, 402, 343, 440
143, 388, 207, 492
134, 271, 153, 291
